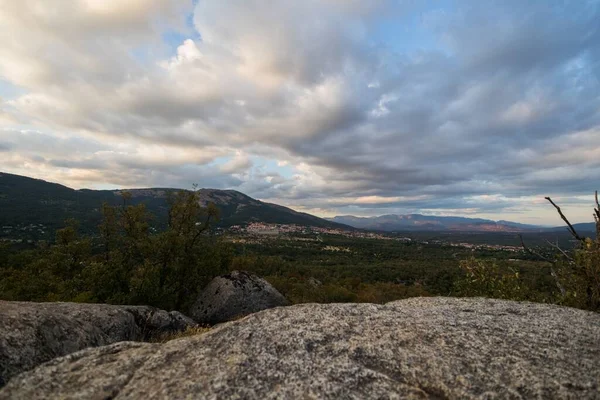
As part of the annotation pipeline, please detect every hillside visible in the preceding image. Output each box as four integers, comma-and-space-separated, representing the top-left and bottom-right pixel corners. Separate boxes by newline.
547, 222, 596, 234
0, 172, 349, 240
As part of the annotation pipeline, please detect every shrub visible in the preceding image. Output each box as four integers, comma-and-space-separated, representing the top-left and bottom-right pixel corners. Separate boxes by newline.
456, 192, 600, 312
454, 257, 526, 300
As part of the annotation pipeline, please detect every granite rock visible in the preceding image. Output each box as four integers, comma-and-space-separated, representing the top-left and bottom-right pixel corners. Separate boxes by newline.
0, 301, 196, 386
2, 297, 599, 399
189, 270, 288, 324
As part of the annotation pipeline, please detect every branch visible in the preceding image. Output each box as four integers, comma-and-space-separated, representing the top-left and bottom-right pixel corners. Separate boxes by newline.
188, 213, 213, 250
519, 234, 566, 297
549, 268, 566, 298
542, 239, 585, 271
544, 239, 574, 262
519, 234, 551, 262
594, 191, 600, 238
545, 197, 585, 242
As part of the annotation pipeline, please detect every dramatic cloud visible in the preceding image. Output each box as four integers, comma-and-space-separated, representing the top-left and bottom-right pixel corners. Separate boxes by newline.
1, 0, 599, 224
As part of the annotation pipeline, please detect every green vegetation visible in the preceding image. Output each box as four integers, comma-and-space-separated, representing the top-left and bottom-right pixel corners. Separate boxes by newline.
556, 237, 600, 310
1, 183, 598, 314
0, 198, 486, 309
0, 190, 231, 311
455, 194, 600, 312
151, 326, 212, 343
223, 232, 562, 305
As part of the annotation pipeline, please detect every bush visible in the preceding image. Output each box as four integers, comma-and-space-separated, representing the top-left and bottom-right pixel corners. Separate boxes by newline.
554, 238, 600, 310
454, 257, 526, 300
455, 192, 600, 312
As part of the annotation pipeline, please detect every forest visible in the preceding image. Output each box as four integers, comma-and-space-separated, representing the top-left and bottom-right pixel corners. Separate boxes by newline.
1, 190, 598, 314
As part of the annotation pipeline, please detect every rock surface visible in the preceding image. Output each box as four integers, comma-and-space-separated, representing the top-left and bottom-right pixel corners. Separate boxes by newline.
2, 297, 599, 399
118, 306, 197, 339
0, 301, 196, 387
189, 270, 288, 324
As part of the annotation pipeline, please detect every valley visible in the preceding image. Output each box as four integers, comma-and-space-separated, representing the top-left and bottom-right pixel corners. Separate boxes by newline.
0, 171, 595, 309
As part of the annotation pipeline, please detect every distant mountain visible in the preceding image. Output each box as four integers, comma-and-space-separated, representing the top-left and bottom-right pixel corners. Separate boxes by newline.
547, 222, 596, 233
0, 172, 349, 240
329, 213, 598, 233
328, 214, 544, 232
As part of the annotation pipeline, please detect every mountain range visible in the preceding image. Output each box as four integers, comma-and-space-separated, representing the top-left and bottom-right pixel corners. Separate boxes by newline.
328, 214, 596, 233
0, 172, 595, 240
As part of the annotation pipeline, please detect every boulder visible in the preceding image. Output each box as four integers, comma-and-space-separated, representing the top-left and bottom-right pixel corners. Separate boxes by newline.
118, 306, 197, 339
0, 301, 196, 387
189, 270, 288, 324
2, 297, 599, 399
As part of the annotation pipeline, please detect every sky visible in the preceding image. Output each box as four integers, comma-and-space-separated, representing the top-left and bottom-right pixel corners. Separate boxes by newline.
0, 0, 599, 225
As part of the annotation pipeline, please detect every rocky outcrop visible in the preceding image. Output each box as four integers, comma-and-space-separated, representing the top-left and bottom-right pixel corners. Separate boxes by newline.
2, 297, 599, 399
189, 270, 288, 324
118, 306, 197, 339
0, 301, 196, 387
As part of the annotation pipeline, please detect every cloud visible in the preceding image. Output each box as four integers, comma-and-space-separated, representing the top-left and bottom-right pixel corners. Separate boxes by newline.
0, 0, 191, 87
0, 0, 599, 223
219, 153, 253, 174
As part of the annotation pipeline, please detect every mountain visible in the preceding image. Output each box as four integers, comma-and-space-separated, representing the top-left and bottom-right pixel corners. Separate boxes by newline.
2, 172, 594, 239
0, 172, 349, 240
328, 214, 544, 232
120, 187, 349, 228
329, 213, 599, 233
547, 222, 596, 233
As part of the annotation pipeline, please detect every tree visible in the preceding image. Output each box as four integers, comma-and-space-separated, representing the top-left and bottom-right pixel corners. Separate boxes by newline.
89, 188, 229, 310
154, 189, 224, 310
0, 188, 232, 311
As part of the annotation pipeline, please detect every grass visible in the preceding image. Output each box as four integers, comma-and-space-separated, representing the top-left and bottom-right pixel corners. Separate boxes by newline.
150, 326, 212, 343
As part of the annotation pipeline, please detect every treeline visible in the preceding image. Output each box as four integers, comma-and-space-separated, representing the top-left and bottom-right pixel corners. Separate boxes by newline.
0, 191, 598, 313
0, 190, 438, 310
0, 191, 231, 311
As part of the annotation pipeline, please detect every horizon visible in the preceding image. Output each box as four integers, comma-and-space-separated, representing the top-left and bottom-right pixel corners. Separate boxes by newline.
2, 170, 591, 228
1, 1, 599, 225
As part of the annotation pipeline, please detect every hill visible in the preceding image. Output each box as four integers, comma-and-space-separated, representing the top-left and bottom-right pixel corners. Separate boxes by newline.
0, 172, 349, 240
547, 222, 596, 234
